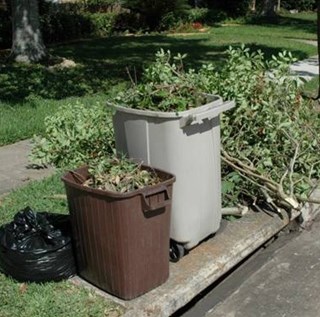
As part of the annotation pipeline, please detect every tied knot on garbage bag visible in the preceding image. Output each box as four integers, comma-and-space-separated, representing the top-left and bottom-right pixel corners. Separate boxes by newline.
0, 207, 76, 283
3, 207, 70, 253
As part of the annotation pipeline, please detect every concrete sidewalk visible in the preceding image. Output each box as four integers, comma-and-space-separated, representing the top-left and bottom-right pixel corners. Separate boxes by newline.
290, 55, 319, 81
0, 139, 54, 196
289, 39, 318, 81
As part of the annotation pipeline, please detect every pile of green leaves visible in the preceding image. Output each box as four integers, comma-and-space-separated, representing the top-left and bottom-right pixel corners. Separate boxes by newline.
85, 157, 161, 193
30, 102, 114, 168
209, 46, 320, 209
113, 49, 208, 112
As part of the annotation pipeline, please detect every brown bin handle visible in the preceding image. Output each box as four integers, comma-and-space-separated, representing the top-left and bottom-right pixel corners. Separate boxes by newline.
140, 186, 171, 213
69, 170, 87, 184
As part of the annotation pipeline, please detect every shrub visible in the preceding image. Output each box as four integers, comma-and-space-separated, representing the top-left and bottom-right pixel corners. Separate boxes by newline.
122, 0, 190, 30
159, 12, 185, 31
113, 11, 146, 32
80, 0, 121, 13
159, 7, 228, 32
160, 7, 210, 31
0, 2, 119, 49
30, 102, 115, 168
184, 7, 210, 23
85, 12, 117, 36
281, 0, 316, 11
41, 11, 90, 44
207, 0, 252, 17
41, 7, 117, 44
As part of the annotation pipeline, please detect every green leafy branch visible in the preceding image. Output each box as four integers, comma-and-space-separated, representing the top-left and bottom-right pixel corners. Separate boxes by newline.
217, 46, 320, 214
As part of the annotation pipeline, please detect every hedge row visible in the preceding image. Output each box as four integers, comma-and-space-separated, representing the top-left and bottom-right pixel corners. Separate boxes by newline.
1, 0, 316, 49
281, 0, 316, 11
0, 8, 126, 49
0, 5, 214, 49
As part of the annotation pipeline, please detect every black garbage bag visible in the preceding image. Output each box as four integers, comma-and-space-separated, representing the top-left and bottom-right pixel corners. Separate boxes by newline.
0, 207, 76, 282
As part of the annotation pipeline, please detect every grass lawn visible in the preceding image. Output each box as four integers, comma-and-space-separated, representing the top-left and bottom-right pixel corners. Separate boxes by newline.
0, 94, 110, 145
0, 276, 121, 317
0, 174, 123, 317
0, 12, 317, 146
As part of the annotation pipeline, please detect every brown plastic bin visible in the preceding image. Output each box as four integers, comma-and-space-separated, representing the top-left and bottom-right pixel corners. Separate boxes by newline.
61, 165, 175, 300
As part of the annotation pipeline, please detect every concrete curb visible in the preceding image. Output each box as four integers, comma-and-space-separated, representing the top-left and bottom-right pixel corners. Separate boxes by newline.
71, 188, 320, 317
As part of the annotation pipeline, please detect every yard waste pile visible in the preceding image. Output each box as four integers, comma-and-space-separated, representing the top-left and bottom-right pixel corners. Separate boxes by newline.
0, 207, 76, 282
111, 50, 235, 258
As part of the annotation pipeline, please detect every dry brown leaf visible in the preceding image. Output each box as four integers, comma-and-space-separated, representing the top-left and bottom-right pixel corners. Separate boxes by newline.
19, 283, 28, 294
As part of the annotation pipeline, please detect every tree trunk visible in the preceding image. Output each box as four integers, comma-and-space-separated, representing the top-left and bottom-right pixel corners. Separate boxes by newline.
11, 0, 46, 63
0, 0, 7, 10
277, 0, 281, 11
250, 0, 256, 12
260, 0, 277, 17
316, 0, 320, 98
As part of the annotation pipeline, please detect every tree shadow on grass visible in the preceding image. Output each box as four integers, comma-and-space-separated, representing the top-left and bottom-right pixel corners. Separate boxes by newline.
0, 35, 226, 103
246, 14, 317, 36
0, 34, 312, 104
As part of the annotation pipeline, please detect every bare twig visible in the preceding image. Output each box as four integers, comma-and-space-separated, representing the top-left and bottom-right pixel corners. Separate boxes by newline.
279, 168, 289, 190
293, 177, 305, 186
309, 160, 320, 180
252, 197, 274, 217
126, 67, 136, 86
222, 205, 249, 216
289, 140, 300, 196
221, 149, 300, 210
238, 171, 273, 195
134, 66, 138, 85
222, 149, 279, 188
260, 188, 282, 214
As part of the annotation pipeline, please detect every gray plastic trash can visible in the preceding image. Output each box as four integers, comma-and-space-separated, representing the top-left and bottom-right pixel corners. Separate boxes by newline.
113, 95, 234, 252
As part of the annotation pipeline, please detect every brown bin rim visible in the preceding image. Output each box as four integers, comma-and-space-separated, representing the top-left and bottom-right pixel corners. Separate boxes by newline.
61, 165, 176, 199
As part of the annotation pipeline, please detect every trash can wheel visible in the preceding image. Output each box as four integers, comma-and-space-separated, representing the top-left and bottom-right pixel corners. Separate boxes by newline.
170, 240, 185, 262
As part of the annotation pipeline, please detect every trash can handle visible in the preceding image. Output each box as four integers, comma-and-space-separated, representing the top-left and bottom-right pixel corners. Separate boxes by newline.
140, 186, 171, 213
179, 100, 235, 128
69, 170, 87, 184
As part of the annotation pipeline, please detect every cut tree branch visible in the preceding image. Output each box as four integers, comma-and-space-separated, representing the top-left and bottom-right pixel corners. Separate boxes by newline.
221, 148, 300, 210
